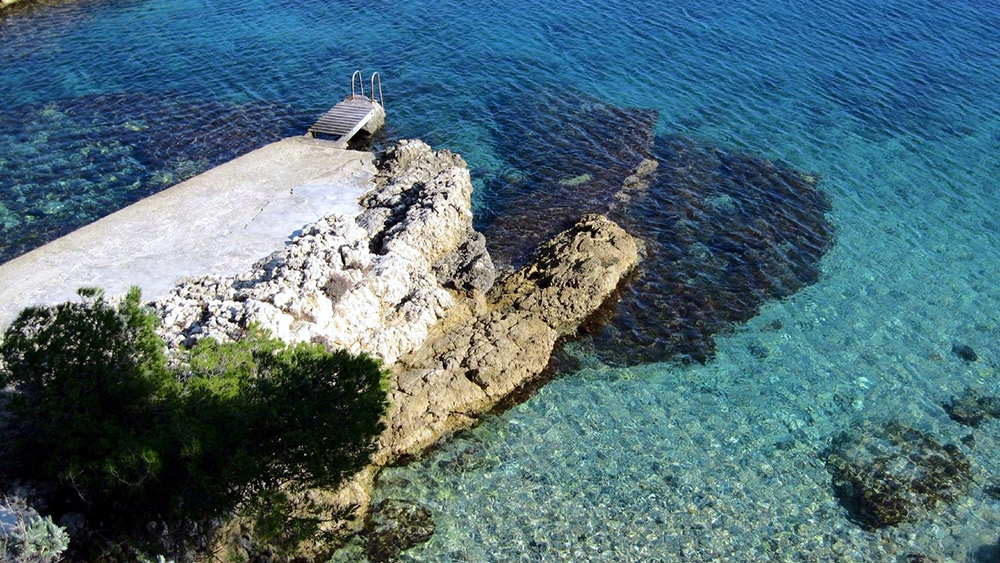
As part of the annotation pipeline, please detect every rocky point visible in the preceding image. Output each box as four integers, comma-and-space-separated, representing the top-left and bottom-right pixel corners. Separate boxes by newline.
153, 139, 638, 559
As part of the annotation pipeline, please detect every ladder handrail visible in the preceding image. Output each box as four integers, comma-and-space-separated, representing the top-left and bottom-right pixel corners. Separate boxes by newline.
350, 70, 366, 100
370, 72, 383, 106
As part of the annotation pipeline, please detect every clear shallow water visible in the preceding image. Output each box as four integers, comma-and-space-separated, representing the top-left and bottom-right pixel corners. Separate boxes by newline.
2, 0, 999, 560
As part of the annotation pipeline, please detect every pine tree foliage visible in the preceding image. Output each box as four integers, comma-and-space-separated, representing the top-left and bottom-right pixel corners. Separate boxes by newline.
0, 288, 389, 556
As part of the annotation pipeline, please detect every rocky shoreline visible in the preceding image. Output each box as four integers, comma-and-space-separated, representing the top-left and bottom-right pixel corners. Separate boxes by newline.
152, 139, 638, 559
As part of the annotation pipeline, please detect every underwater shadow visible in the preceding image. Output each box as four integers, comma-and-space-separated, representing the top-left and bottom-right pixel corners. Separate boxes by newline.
970, 539, 1000, 563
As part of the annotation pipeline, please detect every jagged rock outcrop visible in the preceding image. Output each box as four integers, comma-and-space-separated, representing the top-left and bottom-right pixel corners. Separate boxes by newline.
380, 213, 638, 463
283, 213, 637, 561
155, 139, 492, 367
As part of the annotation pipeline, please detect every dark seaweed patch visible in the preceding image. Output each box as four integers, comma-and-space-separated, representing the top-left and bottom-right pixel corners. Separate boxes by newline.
944, 387, 1000, 427
597, 136, 834, 364
824, 421, 972, 530
480, 90, 834, 365
479, 90, 658, 268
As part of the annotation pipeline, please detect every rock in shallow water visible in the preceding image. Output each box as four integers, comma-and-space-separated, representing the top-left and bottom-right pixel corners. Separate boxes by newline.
944, 387, 1000, 427
951, 343, 979, 362
380, 213, 639, 462
364, 499, 434, 561
824, 421, 972, 530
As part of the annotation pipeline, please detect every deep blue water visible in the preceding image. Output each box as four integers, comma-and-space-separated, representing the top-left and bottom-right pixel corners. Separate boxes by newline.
2, 0, 1000, 560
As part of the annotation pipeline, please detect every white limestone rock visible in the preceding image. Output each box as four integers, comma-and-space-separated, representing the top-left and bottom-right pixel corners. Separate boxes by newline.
154, 140, 489, 366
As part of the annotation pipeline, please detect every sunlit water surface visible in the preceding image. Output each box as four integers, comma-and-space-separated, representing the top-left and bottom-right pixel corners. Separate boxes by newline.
2, 0, 999, 560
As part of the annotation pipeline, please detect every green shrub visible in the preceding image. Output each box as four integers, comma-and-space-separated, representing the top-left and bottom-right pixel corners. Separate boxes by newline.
0, 498, 70, 563
169, 331, 389, 524
0, 287, 173, 515
0, 289, 389, 557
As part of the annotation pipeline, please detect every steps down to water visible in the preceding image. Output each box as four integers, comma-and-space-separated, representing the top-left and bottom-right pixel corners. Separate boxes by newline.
308, 97, 380, 144
307, 71, 386, 147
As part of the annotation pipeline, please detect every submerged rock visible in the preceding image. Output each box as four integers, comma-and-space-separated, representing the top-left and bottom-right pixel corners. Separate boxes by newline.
951, 343, 979, 363
364, 499, 434, 562
478, 90, 834, 365
824, 421, 972, 530
944, 388, 1000, 427
596, 136, 835, 364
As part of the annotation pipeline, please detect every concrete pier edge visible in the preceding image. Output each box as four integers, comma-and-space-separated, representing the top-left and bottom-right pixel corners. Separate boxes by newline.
0, 136, 376, 327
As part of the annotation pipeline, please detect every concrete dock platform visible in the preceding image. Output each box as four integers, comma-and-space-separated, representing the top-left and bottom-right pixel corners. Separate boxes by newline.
0, 136, 375, 327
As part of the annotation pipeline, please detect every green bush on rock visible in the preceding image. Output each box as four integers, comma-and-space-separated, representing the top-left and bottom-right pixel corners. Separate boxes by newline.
0, 287, 173, 516
0, 288, 388, 557
1, 497, 70, 563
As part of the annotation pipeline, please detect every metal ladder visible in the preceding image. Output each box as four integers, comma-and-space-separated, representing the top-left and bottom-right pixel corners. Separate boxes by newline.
348, 70, 384, 107
307, 70, 385, 143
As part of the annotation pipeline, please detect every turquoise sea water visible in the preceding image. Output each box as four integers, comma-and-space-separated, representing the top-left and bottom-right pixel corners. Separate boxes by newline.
2, 0, 999, 560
